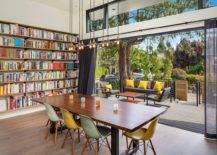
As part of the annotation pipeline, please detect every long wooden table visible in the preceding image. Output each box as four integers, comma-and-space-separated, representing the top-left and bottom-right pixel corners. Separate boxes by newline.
32, 93, 166, 155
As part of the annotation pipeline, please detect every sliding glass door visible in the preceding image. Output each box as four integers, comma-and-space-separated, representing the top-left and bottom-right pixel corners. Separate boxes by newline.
205, 19, 217, 139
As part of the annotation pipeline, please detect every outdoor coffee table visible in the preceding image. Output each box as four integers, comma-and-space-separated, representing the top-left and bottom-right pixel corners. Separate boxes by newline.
116, 92, 143, 103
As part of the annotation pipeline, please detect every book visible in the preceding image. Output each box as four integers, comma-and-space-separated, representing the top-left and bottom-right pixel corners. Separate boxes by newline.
0, 98, 7, 112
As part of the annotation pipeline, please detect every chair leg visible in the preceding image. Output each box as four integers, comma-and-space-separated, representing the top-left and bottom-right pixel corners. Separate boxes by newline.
45, 119, 50, 127
77, 129, 80, 143
149, 139, 156, 155
126, 139, 133, 154
45, 126, 50, 140
125, 137, 129, 148
61, 129, 69, 148
81, 139, 89, 155
105, 137, 111, 152
143, 141, 146, 155
97, 139, 100, 152
54, 123, 58, 144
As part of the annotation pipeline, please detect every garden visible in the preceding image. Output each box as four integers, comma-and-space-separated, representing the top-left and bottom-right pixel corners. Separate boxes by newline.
95, 30, 205, 102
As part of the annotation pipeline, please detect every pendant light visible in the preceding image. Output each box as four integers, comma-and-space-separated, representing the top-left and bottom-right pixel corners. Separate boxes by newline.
92, 0, 97, 49
69, 0, 76, 51
100, 0, 105, 48
116, 0, 120, 45
88, 0, 93, 49
81, 0, 85, 50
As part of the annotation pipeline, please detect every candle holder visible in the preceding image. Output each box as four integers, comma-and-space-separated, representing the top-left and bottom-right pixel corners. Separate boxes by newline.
95, 99, 101, 108
81, 97, 85, 103
113, 103, 119, 113
69, 95, 74, 100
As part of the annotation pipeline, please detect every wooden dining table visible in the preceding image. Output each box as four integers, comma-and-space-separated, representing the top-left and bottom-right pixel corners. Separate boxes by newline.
32, 93, 167, 155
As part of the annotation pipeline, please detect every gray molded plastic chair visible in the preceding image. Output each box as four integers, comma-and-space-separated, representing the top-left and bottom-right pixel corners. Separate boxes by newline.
44, 103, 62, 144
80, 115, 111, 154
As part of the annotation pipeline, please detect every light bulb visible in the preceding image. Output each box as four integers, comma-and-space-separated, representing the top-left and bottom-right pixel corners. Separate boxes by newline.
116, 40, 120, 45
93, 43, 96, 48
106, 42, 109, 47
102, 43, 105, 47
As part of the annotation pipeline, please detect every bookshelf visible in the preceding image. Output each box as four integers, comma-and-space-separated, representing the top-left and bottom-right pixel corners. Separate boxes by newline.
0, 20, 79, 113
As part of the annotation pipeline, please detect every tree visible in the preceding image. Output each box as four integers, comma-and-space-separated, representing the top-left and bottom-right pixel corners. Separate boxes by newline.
173, 39, 204, 69
97, 45, 119, 75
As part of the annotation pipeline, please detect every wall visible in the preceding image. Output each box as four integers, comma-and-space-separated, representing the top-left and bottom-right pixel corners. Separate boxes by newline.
0, 0, 70, 33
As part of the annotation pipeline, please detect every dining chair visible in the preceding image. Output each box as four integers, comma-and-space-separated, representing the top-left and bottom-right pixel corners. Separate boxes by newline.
60, 108, 81, 149
44, 103, 63, 144
80, 115, 111, 154
123, 118, 159, 155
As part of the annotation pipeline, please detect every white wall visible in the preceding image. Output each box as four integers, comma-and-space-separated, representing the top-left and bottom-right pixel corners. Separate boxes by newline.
0, 0, 71, 33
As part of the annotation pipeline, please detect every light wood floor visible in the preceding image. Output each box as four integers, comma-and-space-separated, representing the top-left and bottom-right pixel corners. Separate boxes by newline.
0, 111, 216, 155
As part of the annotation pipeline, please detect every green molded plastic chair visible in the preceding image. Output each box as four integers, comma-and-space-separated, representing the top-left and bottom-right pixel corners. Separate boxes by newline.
80, 115, 111, 154
44, 103, 63, 144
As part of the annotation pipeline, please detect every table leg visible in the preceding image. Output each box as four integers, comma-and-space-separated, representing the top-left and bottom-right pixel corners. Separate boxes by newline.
111, 127, 119, 155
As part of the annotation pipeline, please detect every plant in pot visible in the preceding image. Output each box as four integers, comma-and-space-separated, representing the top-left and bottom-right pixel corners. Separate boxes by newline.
172, 68, 188, 101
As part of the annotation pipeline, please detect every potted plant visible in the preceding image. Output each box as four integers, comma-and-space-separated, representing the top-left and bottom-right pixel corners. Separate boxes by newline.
172, 68, 188, 101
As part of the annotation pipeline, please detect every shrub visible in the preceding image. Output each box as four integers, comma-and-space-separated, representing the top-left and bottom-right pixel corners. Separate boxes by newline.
186, 64, 204, 74
186, 74, 204, 84
172, 68, 187, 80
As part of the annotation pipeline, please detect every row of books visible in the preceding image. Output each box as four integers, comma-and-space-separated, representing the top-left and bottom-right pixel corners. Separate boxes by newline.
0, 79, 78, 95
26, 39, 72, 51
29, 28, 76, 42
0, 95, 39, 112
0, 87, 78, 112
0, 61, 78, 70
0, 48, 79, 60
0, 71, 73, 83
0, 23, 76, 42
0, 36, 24, 47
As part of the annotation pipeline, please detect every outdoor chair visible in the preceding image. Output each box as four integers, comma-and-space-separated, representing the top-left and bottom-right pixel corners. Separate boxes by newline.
145, 87, 171, 105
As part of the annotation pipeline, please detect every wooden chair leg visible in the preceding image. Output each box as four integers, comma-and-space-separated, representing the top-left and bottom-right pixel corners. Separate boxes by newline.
105, 137, 111, 152
125, 137, 129, 148
126, 139, 133, 154
77, 129, 81, 143
149, 139, 156, 155
143, 141, 146, 155
81, 139, 89, 155
45, 119, 50, 127
45, 126, 50, 140
54, 123, 58, 144
97, 140, 100, 152
61, 129, 69, 148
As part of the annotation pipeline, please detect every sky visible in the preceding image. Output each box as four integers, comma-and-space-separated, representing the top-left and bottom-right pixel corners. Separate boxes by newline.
137, 29, 204, 51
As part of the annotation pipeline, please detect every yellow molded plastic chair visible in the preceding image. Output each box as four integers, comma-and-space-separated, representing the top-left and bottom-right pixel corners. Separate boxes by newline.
124, 118, 159, 155
61, 108, 81, 149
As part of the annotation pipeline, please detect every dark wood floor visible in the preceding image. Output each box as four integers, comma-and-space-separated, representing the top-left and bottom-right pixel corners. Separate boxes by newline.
0, 111, 216, 155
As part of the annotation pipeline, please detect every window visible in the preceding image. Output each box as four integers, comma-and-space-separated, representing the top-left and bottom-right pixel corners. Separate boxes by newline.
87, 7, 106, 32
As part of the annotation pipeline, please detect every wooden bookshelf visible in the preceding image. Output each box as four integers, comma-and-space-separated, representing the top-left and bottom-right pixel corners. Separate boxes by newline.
0, 45, 77, 53
0, 20, 79, 113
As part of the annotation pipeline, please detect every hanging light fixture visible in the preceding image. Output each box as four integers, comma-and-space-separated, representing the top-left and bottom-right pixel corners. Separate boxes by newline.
88, 0, 93, 49
69, 0, 76, 51
80, 0, 85, 50
116, 0, 120, 45
92, 0, 97, 49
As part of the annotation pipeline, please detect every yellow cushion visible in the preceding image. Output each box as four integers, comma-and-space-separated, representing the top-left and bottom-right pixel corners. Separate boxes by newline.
105, 84, 112, 92
126, 79, 134, 87
153, 81, 164, 92
138, 81, 148, 89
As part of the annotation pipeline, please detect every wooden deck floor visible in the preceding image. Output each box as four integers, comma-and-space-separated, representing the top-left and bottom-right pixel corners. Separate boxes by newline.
0, 111, 216, 155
